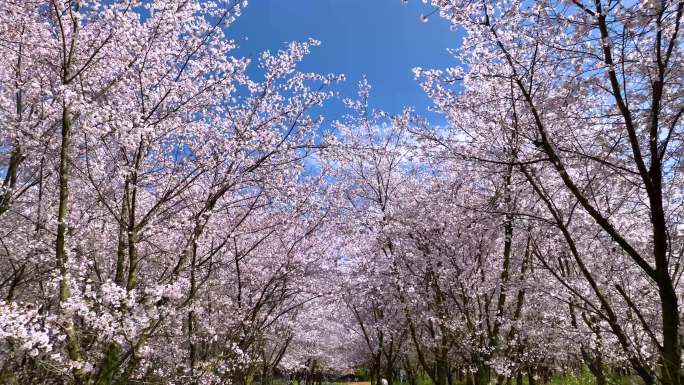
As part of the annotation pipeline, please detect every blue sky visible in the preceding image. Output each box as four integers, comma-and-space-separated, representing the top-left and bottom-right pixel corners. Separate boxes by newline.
227, 0, 461, 124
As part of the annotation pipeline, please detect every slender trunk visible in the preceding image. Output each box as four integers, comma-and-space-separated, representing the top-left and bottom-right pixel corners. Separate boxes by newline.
124, 159, 140, 292
585, 355, 606, 385
94, 343, 121, 385
435, 352, 448, 385
57, 101, 84, 384
0, 39, 25, 217
125, 225, 138, 291
372, 354, 382, 385
125, 137, 143, 291
386, 363, 394, 385
527, 367, 536, 385
473, 364, 490, 385
658, 278, 681, 385
188, 241, 198, 382
406, 361, 417, 385
653, 185, 681, 385
0, 148, 21, 216
5, 264, 25, 302
97, 185, 129, 385
114, 183, 128, 285
580, 312, 607, 385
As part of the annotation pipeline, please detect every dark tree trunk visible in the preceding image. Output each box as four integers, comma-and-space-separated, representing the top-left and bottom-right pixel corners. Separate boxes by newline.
435, 354, 448, 385
527, 367, 536, 385
473, 365, 490, 385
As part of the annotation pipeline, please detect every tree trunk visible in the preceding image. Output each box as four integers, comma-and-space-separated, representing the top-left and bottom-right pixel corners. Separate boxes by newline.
527, 368, 536, 385
582, 348, 606, 385
473, 365, 490, 385
435, 354, 448, 385
94, 343, 121, 385
385, 364, 394, 385
658, 278, 681, 385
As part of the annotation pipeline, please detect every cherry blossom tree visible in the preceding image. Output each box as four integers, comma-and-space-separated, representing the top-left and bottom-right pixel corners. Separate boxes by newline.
0, 1, 342, 384
2, 1, 682, 385
416, 0, 684, 384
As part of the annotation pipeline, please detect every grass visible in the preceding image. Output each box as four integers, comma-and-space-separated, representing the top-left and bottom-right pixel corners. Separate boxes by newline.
275, 367, 640, 385
547, 368, 639, 385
